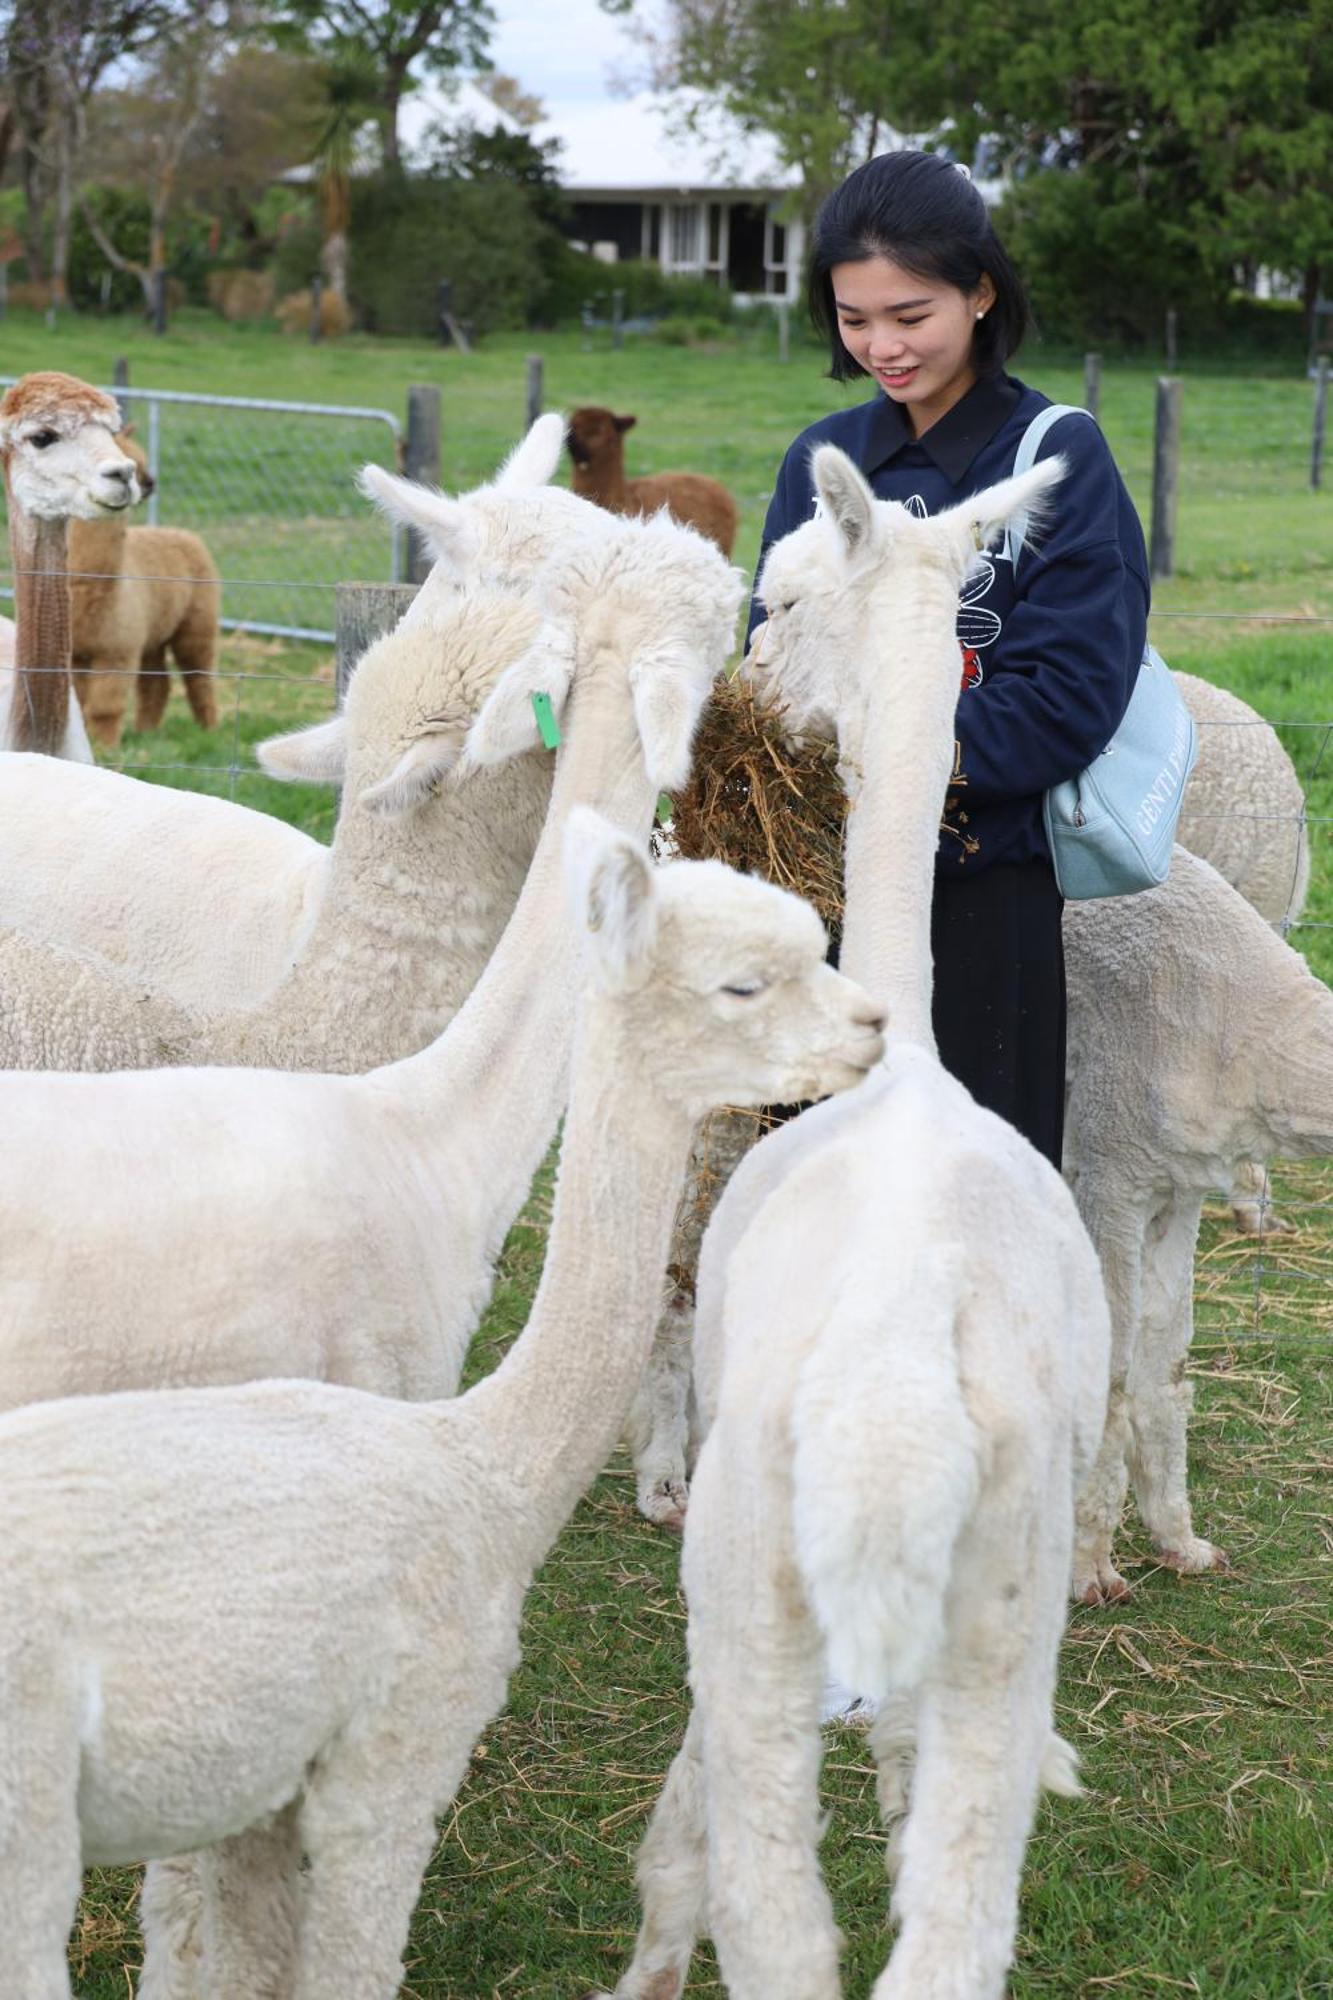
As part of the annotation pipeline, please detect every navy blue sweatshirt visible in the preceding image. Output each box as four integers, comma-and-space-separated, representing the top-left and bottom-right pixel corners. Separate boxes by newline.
752, 372, 1150, 875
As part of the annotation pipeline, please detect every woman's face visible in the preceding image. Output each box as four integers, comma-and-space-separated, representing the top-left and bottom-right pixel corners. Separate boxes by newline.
830, 254, 996, 435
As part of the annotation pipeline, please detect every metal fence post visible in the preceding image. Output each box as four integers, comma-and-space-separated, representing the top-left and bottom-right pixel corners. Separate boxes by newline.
1150, 377, 1182, 581
1312, 358, 1328, 491
611, 287, 624, 350
525, 354, 543, 431
112, 357, 130, 428
403, 385, 442, 585
1083, 352, 1101, 421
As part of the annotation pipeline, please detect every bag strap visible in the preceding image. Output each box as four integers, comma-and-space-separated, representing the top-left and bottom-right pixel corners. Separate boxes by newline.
1002, 403, 1093, 571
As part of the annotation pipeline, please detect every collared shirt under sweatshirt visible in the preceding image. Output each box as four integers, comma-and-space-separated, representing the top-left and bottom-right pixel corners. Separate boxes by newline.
751, 372, 1151, 875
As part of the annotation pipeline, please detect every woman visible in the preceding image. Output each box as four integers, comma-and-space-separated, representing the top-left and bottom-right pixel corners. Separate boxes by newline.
753, 148, 1148, 1168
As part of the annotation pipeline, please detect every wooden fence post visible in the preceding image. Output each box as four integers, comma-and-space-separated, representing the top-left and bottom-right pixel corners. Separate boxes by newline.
526, 353, 544, 431
335, 583, 420, 702
1083, 351, 1101, 421
777, 300, 790, 363
309, 275, 323, 344
403, 385, 442, 585
1165, 307, 1178, 369
1149, 377, 1182, 581
1312, 358, 1328, 491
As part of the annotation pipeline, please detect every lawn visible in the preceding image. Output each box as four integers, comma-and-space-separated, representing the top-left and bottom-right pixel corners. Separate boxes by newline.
4, 308, 1327, 1996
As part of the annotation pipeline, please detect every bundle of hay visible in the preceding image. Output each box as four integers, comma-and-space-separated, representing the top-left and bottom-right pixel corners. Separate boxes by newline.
661, 670, 848, 931
659, 671, 853, 1295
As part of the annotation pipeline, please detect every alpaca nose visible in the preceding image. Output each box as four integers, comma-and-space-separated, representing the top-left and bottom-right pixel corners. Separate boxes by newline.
105, 462, 135, 490
857, 1002, 887, 1033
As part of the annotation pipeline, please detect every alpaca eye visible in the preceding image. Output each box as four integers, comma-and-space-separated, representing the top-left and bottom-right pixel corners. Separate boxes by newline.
721, 980, 765, 999
29, 429, 58, 449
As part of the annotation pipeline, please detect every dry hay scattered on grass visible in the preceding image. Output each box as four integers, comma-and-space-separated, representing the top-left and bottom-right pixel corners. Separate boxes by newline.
663, 672, 849, 932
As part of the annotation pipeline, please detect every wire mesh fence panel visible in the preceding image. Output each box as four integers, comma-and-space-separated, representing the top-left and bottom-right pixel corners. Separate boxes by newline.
0, 381, 405, 642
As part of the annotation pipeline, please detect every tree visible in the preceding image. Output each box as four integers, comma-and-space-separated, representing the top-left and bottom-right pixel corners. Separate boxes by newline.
604, 0, 1332, 332
76, 3, 239, 322
274, 0, 494, 167
1, 0, 177, 301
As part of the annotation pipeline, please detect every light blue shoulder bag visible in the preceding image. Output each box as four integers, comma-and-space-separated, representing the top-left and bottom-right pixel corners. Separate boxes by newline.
1003, 404, 1197, 900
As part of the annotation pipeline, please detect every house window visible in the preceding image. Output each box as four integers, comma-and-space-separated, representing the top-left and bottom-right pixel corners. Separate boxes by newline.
669, 203, 701, 267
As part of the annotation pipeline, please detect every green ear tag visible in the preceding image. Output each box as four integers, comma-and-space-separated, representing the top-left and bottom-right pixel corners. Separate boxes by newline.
531, 691, 561, 750
656, 792, 673, 826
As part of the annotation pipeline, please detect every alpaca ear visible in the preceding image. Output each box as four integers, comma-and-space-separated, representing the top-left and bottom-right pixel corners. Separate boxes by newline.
357, 729, 462, 814
811, 446, 878, 560
963, 457, 1066, 559
357, 465, 480, 578
614, 413, 637, 434
462, 621, 575, 767
494, 412, 565, 490
256, 715, 348, 784
565, 807, 659, 988
629, 640, 711, 793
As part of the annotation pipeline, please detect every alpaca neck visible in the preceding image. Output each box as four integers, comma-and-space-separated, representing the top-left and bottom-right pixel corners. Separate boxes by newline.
837, 561, 965, 1049
373, 653, 663, 1249
6, 473, 72, 755
1255, 968, 1333, 1158
571, 457, 627, 512
230, 750, 553, 1068
66, 515, 127, 632
462, 995, 695, 1573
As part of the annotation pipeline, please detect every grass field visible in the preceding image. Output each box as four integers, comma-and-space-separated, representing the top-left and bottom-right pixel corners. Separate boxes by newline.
4, 309, 1328, 1995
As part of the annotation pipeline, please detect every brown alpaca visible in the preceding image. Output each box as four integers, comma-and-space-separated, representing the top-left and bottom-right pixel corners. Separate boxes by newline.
67, 430, 221, 748
566, 406, 739, 555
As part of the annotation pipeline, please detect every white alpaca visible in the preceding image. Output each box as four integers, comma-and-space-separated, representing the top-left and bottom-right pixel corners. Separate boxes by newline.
0, 811, 883, 2000
1174, 670, 1311, 1233
0, 515, 743, 1421
0, 370, 142, 760
1062, 843, 1333, 1602
0, 415, 593, 1023
596, 450, 1111, 2000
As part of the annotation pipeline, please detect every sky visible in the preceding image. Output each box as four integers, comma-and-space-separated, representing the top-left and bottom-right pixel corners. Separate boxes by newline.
467, 0, 794, 189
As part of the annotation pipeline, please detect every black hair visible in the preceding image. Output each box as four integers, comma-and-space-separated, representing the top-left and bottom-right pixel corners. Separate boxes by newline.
808, 149, 1029, 382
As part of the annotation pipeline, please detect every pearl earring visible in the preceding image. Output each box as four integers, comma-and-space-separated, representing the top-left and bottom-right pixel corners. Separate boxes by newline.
976, 310, 986, 320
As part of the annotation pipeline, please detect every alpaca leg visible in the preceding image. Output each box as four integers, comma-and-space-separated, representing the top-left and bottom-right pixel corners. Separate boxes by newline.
73, 659, 131, 750
134, 646, 171, 733
1067, 1186, 1146, 1605
1227, 1158, 1292, 1236
587, 1711, 708, 2000
1127, 1195, 1228, 1574
687, 1441, 841, 2000
137, 1857, 205, 2000
171, 617, 218, 731
0, 1649, 81, 1999
194, 1805, 303, 1999
290, 1722, 467, 2000
871, 1507, 1068, 2000
627, 1298, 693, 1529
868, 1692, 919, 1885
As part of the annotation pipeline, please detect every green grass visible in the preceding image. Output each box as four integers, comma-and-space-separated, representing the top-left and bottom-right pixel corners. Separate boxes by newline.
18, 313, 1328, 1996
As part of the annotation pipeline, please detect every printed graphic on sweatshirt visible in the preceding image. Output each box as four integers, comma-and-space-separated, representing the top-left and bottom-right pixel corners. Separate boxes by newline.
907, 493, 1002, 687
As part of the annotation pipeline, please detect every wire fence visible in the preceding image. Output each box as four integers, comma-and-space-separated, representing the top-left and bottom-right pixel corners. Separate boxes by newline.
0, 379, 406, 641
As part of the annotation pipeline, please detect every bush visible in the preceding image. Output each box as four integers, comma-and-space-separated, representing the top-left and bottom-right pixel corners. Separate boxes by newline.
652, 314, 735, 347
541, 246, 733, 329
998, 167, 1221, 351
275, 286, 352, 339
347, 169, 543, 338
208, 268, 275, 322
